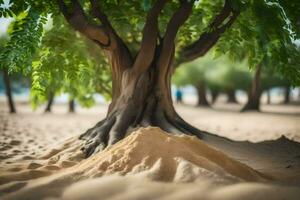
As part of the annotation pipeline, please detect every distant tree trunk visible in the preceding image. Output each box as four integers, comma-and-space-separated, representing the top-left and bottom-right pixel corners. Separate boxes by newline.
211, 90, 219, 104
242, 64, 262, 112
3, 69, 16, 113
44, 93, 54, 113
266, 89, 271, 104
69, 99, 75, 113
196, 82, 210, 107
226, 89, 238, 103
283, 86, 290, 104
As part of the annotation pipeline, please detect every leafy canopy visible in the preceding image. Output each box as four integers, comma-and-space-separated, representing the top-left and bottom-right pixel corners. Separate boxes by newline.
0, 0, 299, 103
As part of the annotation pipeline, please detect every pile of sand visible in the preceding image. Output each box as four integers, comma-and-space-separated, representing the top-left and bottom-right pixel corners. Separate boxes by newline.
1, 127, 300, 200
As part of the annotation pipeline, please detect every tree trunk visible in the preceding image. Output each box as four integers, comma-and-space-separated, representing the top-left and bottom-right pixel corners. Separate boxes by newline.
196, 82, 210, 107
69, 99, 75, 113
226, 89, 238, 103
3, 69, 16, 113
242, 64, 262, 112
266, 89, 271, 104
210, 90, 219, 104
58, 0, 240, 158
283, 86, 290, 104
44, 93, 54, 113
80, 59, 203, 157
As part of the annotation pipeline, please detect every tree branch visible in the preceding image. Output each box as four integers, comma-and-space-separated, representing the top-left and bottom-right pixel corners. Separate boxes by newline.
57, 0, 110, 47
157, 0, 193, 75
179, 0, 239, 64
89, 0, 111, 28
132, 0, 167, 75
89, 0, 133, 64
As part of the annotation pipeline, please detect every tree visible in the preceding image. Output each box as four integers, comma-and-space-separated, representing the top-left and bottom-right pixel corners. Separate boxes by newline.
242, 65, 292, 111
173, 55, 250, 106
44, 92, 54, 113
2, 68, 16, 113
173, 55, 217, 107
205, 57, 252, 105
0, 0, 299, 157
242, 64, 262, 111
69, 99, 75, 113
29, 15, 112, 111
283, 85, 291, 104
0, 35, 16, 113
226, 89, 238, 103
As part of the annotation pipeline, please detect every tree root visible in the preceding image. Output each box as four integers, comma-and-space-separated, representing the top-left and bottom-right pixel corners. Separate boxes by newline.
79, 106, 204, 158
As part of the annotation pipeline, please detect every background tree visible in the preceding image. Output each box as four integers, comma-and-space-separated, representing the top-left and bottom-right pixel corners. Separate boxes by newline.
29, 15, 112, 110
44, 92, 54, 113
0, 33, 16, 113
242, 64, 262, 111
173, 55, 217, 106
2, 68, 16, 113
242, 65, 293, 111
0, 0, 299, 157
262, 71, 291, 105
205, 57, 251, 104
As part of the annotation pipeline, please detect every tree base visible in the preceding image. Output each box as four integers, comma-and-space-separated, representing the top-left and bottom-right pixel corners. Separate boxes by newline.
241, 103, 260, 112
79, 110, 203, 158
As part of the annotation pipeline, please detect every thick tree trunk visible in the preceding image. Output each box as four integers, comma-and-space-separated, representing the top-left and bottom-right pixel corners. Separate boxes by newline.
80, 59, 203, 157
242, 64, 262, 112
283, 86, 290, 104
3, 69, 16, 113
44, 93, 54, 113
69, 99, 75, 113
196, 82, 209, 107
226, 89, 238, 103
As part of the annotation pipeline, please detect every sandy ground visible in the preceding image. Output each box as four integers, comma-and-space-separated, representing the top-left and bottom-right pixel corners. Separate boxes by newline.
1, 100, 300, 199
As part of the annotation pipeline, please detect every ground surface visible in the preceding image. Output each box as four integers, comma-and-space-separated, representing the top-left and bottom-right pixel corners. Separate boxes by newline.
1, 100, 299, 163
1, 100, 300, 199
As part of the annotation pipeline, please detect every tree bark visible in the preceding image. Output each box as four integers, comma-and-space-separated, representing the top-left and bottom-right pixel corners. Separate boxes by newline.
69, 99, 75, 113
242, 64, 262, 112
226, 89, 238, 103
44, 93, 54, 113
196, 83, 210, 107
283, 86, 290, 104
3, 69, 16, 113
80, 54, 204, 157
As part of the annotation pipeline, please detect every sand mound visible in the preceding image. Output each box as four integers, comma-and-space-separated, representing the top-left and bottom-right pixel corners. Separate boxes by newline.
0, 127, 297, 200
73, 127, 266, 182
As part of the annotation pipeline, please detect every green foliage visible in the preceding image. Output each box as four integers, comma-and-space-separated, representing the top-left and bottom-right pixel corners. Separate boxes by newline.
260, 66, 291, 90
215, 0, 300, 84
30, 16, 111, 108
173, 54, 216, 87
0, 10, 46, 73
205, 58, 252, 92
0, 0, 299, 106
173, 54, 252, 92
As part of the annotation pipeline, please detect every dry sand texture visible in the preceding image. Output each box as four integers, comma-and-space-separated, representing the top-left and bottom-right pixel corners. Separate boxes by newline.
1, 102, 300, 199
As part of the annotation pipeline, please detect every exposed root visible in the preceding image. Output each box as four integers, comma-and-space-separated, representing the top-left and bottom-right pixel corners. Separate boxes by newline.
79, 106, 205, 158
80, 117, 116, 157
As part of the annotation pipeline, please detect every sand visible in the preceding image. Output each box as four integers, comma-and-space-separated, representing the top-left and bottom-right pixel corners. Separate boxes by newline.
1, 102, 300, 199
